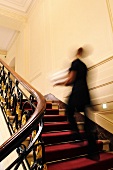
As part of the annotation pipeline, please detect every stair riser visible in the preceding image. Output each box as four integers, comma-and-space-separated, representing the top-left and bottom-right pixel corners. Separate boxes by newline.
44, 123, 84, 131
45, 143, 103, 162
47, 154, 113, 170
45, 109, 59, 115
43, 100, 113, 170
43, 123, 84, 132
42, 132, 86, 145
43, 116, 67, 122
43, 124, 70, 132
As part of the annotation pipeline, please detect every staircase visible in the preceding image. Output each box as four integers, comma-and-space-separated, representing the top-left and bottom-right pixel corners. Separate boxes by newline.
1, 59, 113, 169
42, 101, 113, 170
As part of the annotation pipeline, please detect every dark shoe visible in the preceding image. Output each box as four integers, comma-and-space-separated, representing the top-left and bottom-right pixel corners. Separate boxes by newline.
86, 152, 100, 161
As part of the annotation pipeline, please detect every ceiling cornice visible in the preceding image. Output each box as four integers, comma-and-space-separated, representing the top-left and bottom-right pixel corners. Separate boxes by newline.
0, 0, 36, 13
0, 7, 27, 31
0, 0, 37, 52
0, 7, 27, 23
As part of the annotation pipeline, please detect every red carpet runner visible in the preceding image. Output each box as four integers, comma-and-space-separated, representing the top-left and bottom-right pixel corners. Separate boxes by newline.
42, 102, 113, 170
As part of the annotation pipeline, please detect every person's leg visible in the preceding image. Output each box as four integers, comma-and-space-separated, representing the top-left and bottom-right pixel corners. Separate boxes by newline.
66, 94, 78, 133
65, 94, 81, 141
84, 106, 100, 160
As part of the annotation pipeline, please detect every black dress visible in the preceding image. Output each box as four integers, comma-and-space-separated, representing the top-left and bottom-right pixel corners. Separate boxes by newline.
68, 58, 90, 112
66, 58, 90, 132
66, 59, 99, 158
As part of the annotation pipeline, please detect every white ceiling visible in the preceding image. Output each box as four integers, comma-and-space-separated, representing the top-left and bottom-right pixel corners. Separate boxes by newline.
0, 0, 35, 55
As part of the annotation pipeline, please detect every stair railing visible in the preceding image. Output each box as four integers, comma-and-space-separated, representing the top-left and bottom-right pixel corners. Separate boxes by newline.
0, 59, 46, 170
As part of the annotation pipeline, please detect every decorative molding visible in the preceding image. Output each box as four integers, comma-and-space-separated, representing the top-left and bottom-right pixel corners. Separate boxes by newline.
93, 100, 113, 106
89, 80, 113, 91
88, 56, 113, 91
92, 101, 113, 112
0, 7, 27, 23
0, 0, 36, 13
88, 55, 113, 70
0, 49, 7, 55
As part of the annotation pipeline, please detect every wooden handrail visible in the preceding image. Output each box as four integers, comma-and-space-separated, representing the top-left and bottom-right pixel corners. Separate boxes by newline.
0, 58, 46, 161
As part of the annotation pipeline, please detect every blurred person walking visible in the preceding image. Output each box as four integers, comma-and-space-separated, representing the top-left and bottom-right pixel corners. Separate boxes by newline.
54, 47, 100, 160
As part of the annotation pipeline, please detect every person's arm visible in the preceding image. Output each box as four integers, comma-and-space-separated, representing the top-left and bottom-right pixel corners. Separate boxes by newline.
54, 71, 77, 86
65, 71, 77, 86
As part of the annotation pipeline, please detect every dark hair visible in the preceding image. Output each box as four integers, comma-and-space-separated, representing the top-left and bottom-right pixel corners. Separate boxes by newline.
77, 47, 83, 54
76, 47, 83, 56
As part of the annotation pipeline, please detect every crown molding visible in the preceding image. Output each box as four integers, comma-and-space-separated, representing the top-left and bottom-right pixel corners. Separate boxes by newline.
0, 7, 27, 31
0, 7, 27, 23
0, 0, 37, 13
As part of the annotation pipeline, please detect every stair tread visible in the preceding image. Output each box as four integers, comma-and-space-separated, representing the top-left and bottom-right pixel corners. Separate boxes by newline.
43, 101, 112, 169
42, 130, 86, 145
45, 140, 102, 152
44, 122, 69, 125
44, 115, 66, 117
43, 121, 71, 132
42, 130, 84, 137
45, 109, 59, 115
45, 140, 103, 162
46, 108, 59, 110
47, 152, 113, 170
44, 115, 67, 122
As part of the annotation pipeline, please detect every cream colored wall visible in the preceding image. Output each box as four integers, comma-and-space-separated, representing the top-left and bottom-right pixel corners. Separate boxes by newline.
88, 57, 113, 111
7, 0, 113, 111
0, 55, 7, 62
6, 25, 29, 81
6, 35, 18, 68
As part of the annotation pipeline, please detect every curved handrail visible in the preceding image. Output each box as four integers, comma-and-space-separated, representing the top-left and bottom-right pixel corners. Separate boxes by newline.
0, 58, 46, 161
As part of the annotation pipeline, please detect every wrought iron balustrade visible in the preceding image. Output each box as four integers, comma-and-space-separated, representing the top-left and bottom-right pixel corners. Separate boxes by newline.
0, 59, 46, 170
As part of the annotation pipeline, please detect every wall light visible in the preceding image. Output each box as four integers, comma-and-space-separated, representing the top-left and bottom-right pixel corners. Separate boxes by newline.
102, 103, 107, 109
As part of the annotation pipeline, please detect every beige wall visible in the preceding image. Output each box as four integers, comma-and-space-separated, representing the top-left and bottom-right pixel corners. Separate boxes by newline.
7, 0, 113, 111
